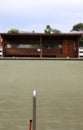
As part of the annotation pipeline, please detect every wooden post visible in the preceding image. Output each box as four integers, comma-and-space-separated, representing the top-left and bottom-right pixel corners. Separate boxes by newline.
29, 120, 32, 130
77, 37, 80, 57
0, 35, 3, 57
33, 90, 37, 130
40, 37, 43, 58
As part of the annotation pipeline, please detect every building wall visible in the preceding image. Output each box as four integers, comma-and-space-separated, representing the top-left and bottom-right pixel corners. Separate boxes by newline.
63, 40, 75, 58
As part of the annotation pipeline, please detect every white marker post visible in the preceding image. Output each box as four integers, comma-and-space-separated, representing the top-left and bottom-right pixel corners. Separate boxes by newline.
33, 90, 37, 130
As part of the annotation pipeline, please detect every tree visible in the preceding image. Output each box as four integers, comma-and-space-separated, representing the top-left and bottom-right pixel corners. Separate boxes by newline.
44, 25, 52, 34
71, 23, 83, 47
44, 25, 61, 34
80, 35, 83, 47
52, 29, 61, 33
72, 23, 83, 31
8, 29, 20, 33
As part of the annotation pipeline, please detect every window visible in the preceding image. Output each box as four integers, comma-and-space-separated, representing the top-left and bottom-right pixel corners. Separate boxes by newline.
43, 39, 62, 49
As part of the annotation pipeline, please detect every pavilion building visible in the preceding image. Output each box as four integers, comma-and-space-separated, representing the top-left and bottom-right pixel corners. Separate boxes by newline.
0, 33, 81, 58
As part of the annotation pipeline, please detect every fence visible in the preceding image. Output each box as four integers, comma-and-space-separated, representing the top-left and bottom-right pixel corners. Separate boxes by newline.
79, 47, 83, 58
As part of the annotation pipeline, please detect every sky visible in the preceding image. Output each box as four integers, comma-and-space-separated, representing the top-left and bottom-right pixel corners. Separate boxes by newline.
0, 0, 83, 33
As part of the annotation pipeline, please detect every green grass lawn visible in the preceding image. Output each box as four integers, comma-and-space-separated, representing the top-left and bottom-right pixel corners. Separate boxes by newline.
0, 60, 83, 130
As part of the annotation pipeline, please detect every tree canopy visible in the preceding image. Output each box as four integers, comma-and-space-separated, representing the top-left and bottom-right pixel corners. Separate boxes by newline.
44, 25, 61, 34
8, 29, 20, 33
80, 35, 83, 47
72, 23, 83, 31
71, 23, 83, 47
